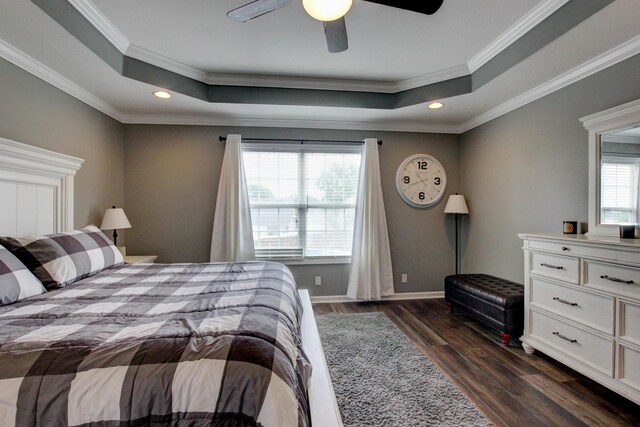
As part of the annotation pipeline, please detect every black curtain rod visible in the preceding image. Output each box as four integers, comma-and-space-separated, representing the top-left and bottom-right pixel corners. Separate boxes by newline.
219, 136, 382, 145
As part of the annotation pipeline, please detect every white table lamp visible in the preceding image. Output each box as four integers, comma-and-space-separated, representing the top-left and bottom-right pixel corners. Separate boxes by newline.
444, 194, 469, 275
100, 206, 132, 247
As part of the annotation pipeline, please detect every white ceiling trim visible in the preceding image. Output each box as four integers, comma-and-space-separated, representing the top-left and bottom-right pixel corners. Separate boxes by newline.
393, 64, 470, 92
467, 0, 570, 72
119, 113, 461, 134
126, 42, 468, 93
3, 27, 638, 136
69, 0, 560, 92
0, 38, 124, 122
126, 43, 398, 92
67, 0, 129, 54
460, 34, 640, 133
580, 98, 640, 132
125, 44, 208, 83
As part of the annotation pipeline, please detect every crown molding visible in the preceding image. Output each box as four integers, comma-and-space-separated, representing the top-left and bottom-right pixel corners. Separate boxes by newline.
64, 0, 587, 97
67, 0, 129, 53
75, 0, 470, 93
394, 64, 470, 91
126, 43, 396, 92
580, 98, 640, 132
126, 42, 471, 93
125, 44, 208, 83
467, 0, 570, 73
0, 38, 124, 122
119, 113, 461, 134
460, 34, 640, 133
4, 29, 638, 136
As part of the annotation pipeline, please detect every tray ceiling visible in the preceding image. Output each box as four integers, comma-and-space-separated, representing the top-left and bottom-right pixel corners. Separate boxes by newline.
1, 0, 638, 132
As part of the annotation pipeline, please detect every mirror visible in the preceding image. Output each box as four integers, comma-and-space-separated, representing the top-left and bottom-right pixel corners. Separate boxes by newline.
582, 98, 640, 236
599, 126, 640, 225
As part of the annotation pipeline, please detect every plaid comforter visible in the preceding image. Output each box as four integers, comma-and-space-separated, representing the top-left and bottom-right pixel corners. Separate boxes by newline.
0, 261, 311, 427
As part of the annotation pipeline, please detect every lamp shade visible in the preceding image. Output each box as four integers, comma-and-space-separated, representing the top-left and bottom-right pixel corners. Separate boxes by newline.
444, 194, 469, 214
303, 0, 352, 21
100, 206, 132, 230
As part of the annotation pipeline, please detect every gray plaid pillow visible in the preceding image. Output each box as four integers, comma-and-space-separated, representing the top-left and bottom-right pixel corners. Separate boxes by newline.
0, 225, 124, 290
0, 244, 46, 305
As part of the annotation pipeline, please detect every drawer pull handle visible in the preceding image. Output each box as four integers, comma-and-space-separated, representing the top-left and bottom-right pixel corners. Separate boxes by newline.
600, 275, 634, 285
553, 331, 578, 344
553, 297, 578, 307
561, 246, 570, 251
541, 263, 564, 270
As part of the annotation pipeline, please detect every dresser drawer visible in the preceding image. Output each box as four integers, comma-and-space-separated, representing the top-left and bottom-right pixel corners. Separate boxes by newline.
530, 278, 614, 334
529, 310, 614, 376
584, 260, 640, 299
618, 343, 640, 393
529, 240, 576, 254
530, 252, 579, 284
528, 240, 617, 260
620, 300, 640, 347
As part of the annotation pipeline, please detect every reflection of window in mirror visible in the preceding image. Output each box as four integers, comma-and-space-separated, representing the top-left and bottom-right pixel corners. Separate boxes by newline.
600, 128, 640, 224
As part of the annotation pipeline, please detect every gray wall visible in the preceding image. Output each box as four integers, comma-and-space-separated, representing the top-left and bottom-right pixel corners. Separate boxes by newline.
459, 54, 640, 284
0, 58, 124, 229
123, 125, 460, 296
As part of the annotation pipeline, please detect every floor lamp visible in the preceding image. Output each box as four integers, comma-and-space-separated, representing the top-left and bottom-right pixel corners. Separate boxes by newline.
444, 194, 469, 275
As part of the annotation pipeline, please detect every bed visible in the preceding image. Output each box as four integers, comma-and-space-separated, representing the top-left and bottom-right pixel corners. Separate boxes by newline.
0, 136, 342, 427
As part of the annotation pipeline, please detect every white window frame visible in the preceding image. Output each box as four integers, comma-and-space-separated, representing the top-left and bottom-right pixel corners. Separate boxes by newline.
600, 155, 640, 224
243, 142, 361, 265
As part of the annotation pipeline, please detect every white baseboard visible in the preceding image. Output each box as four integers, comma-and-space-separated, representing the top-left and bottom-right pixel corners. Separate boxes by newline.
310, 291, 444, 304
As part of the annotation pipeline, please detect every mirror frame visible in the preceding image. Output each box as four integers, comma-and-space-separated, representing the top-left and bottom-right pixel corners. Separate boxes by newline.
581, 99, 640, 236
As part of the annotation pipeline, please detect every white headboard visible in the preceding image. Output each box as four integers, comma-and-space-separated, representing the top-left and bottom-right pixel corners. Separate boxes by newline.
0, 137, 83, 237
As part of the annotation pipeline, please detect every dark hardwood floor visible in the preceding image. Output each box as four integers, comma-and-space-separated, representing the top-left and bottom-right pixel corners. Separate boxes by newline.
313, 299, 640, 427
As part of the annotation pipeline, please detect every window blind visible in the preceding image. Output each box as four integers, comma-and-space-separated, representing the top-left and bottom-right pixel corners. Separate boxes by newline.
243, 145, 361, 260
601, 160, 639, 224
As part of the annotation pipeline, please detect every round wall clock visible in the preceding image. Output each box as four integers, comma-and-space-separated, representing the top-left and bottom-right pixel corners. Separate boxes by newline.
396, 154, 447, 208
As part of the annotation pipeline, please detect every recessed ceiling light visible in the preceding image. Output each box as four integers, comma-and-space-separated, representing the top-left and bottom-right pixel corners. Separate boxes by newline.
153, 90, 172, 99
428, 102, 444, 109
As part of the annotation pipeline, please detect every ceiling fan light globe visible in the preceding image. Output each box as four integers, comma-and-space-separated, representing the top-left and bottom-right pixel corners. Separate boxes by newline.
303, 0, 352, 21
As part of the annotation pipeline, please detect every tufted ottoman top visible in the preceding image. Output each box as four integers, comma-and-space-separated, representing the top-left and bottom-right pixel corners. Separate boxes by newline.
445, 274, 524, 308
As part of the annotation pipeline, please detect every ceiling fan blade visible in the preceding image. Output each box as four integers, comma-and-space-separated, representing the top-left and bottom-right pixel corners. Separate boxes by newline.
227, 0, 296, 22
365, 0, 444, 15
324, 17, 348, 53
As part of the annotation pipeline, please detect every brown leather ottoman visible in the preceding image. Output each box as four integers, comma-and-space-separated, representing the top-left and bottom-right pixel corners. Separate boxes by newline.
444, 274, 524, 346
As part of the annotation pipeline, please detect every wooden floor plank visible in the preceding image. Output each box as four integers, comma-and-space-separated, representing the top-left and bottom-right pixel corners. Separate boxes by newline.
313, 299, 640, 427
523, 374, 632, 427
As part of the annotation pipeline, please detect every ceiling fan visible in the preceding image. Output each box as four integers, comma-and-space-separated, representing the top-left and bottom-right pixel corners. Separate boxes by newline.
227, 0, 444, 53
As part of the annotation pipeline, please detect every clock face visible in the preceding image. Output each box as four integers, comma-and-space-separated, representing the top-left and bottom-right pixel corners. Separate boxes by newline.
396, 154, 447, 208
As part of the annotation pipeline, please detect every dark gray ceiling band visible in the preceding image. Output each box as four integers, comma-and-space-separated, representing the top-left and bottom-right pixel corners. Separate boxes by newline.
472, 0, 613, 90
31, 0, 124, 73
31, 0, 614, 109
123, 57, 210, 102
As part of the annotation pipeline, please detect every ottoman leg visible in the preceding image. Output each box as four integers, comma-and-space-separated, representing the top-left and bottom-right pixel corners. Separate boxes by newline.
500, 332, 511, 346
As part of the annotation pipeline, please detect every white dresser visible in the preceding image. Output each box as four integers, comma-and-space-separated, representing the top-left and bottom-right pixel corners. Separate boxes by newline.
519, 233, 640, 405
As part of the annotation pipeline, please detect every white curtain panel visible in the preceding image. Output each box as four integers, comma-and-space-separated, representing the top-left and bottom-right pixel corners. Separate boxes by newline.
347, 138, 394, 300
210, 134, 255, 262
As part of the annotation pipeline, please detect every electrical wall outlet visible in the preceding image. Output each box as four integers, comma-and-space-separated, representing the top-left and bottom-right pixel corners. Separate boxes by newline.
315, 276, 322, 286
401, 273, 408, 283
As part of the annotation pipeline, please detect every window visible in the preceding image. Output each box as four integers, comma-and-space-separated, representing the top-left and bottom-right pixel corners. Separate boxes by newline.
601, 157, 639, 224
243, 144, 361, 261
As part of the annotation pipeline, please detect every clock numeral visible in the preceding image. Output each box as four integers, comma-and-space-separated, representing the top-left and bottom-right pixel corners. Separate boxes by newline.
419, 192, 426, 201
434, 177, 441, 185
418, 161, 428, 170
403, 176, 410, 184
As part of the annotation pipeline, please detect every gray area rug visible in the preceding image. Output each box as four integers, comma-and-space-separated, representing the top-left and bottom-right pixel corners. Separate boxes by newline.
316, 312, 493, 427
